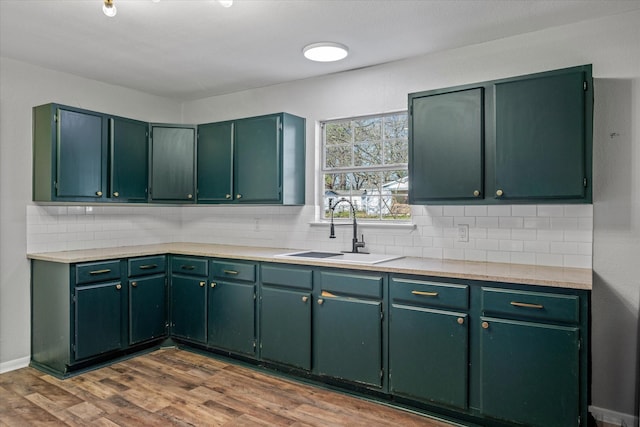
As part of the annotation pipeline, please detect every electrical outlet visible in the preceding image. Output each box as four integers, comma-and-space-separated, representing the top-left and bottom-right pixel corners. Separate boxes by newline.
457, 224, 469, 242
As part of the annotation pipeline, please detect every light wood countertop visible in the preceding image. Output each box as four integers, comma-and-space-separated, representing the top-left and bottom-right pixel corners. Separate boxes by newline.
27, 243, 592, 290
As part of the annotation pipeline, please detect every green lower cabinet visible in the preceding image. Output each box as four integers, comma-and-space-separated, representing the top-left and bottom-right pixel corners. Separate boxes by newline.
479, 317, 580, 427
314, 296, 383, 387
170, 275, 207, 343
389, 305, 468, 409
129, 275, 167, 345
207, 281, 256, 355
260, 287, 311, 370
74, 281, 124, 360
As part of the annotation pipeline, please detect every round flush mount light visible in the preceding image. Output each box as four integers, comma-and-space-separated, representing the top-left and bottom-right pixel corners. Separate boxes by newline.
303, 42, 349, 62
103, 0, 117, 17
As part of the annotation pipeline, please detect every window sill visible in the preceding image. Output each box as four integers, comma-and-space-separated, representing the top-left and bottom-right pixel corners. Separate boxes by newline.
309, 221, 416, 230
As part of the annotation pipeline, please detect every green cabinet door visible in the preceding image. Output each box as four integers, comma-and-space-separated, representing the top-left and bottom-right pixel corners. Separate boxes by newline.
170, 275, 207, 343
234, 115, 281, 203
494, 70, 588, 200
389, 305, 468, 409
110, 117, 148, 201
207, 281, 256, 355
150, 125, 196, 202
74, 281, 123, 360
197, 121, 234, 202
57, 107, 106, 199
129, 275, 167, 345
314, 296, 383, 387
479, 317, 580, 427
260, 287, 311, 370
410, 88, 484, 202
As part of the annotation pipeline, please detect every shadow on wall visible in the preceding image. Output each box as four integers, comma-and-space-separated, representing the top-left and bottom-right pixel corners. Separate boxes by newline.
592, 78, 640, 422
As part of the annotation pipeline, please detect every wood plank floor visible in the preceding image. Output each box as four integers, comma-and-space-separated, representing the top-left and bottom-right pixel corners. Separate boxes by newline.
0, 348, 460, 426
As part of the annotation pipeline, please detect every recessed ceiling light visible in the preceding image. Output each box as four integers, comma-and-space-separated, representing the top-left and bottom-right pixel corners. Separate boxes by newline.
303, 42, 349, 62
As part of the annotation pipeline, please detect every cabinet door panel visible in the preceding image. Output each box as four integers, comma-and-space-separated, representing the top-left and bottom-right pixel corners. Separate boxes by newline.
314, 297, 382, 387
260, 287, 311, 370
74, 282, 122, 360
234, 115, 280, 202
495, 71, 586, 200
111, 117, 148, 201
410, 88, 483, 202
208, 281, 255, 355
390, 305, 467, 409
480, 317, 579, 427
197, 122, 234, 202
57, 108, 104, 198
130, 275, 166, 345
150, 126, 196, 201
170, 275, 206, 343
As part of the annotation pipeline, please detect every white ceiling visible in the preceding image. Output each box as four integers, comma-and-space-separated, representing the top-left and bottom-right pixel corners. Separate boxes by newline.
2, 0, 639, 101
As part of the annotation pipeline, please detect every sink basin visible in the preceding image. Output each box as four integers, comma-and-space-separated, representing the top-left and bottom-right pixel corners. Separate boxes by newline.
276, 251, 403, 265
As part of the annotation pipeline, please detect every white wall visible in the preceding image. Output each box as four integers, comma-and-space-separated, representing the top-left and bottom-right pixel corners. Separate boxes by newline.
1, 9, 639, 424
0, 57, 182, 370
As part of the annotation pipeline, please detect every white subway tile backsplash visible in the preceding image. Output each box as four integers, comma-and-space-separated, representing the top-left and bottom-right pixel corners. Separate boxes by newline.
26, 203, 592, 268
476, 217, 499, 228
537, 205, 564, 217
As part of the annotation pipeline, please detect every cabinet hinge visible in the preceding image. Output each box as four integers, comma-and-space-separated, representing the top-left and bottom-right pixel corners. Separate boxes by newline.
72, 343, 76, 353
254, 293, 256, 300
583, 81, 588, 91
380, 369, 384, 380
409, 104, 413, 116
54, 181, 58, 190
253, 339, 257, 349
578, 415, 581, 426
54, 113, 58, 123
578, 339, 581, 350
72, 294, 76, 304
380, 310, 384, 321
583, 178, 588, 187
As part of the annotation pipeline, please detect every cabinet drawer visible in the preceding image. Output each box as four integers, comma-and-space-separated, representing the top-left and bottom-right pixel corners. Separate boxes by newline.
481, 287, 579, 324
261, 265, 312, 290
211, 260, 256, 282
319, 271, 383, 299
76, 260, 121, 284
171, 257, 208, 277
390, 277, 469, 310
128, 256, 166, 277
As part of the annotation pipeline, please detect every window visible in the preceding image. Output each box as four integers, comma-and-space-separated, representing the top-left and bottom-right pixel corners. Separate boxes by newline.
321, 112, 410, 221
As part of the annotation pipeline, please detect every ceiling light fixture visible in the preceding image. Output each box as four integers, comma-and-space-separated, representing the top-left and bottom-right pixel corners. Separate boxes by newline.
103, 0, 117, 17
303, 42, 349, 62
218, 0, 233, 7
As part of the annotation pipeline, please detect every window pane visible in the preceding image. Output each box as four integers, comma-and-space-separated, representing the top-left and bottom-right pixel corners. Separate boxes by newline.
325, 121, 352, 146
383, 114, 408, 139
325, 145, 352, 168
384, 139, 408, 165
354, 141, 382, 166
323, 170, 410, 220
354, 118, 382, 143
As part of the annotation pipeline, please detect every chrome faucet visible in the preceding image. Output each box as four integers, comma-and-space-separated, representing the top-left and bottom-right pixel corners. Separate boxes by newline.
328, 198, 367, 253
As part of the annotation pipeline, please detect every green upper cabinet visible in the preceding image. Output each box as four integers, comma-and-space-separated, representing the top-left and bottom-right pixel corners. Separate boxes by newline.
197, 121, 234, 202
410, 88, 484, 202
408, 64, 593, 204
197, 113, 305, 205
494, 69, 590, 201
149, 124, 197, 203
33, 104, 107, 202
109, 117, 149, 202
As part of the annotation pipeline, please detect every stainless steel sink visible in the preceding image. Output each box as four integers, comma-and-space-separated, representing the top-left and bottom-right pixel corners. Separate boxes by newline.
276, 251, 403, 265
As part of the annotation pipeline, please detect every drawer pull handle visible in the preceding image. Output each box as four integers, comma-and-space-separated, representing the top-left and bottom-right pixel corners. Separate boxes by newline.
223, 269, 239, 275
89, 269, 111, 275
510, 301, 544, 309
139, 264, 158, 270
411, 290, 439, 297
321, 290, 337, 298
181, 265, 196, 270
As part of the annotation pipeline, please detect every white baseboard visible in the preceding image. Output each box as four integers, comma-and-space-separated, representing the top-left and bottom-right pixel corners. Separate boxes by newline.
0, 356, 30, 374
590, 405, 639, 427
